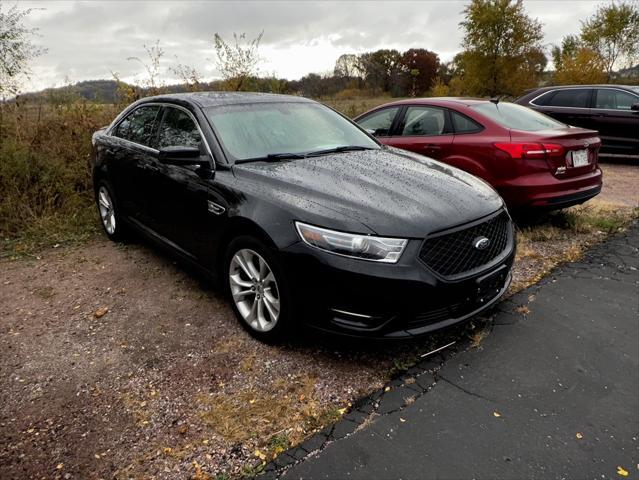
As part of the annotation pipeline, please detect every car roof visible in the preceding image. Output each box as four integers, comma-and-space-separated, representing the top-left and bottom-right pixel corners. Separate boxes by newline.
529, 84, 638, 92
141, 91, 316, 108
369, 97, 494, 108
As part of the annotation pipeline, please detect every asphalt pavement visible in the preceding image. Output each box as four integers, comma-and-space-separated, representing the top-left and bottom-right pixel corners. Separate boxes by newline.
264, 222, 639, 480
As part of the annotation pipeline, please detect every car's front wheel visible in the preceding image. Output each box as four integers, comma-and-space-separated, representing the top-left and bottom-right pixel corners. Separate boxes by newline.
225, 236, 293, 342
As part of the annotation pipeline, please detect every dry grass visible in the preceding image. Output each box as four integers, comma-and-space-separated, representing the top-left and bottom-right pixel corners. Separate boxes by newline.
198, 374, 339, 461
511, 200, 638, 292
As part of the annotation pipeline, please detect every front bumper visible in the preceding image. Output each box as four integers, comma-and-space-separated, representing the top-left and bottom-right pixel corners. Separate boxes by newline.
280, 217, 516, 339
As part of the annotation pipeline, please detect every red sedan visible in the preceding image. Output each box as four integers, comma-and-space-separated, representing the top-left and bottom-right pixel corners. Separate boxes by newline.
354, 98, 602, 209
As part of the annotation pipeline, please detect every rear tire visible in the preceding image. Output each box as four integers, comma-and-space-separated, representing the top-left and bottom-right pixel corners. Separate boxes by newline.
95, 180, 127, 242
224, 235, 294, 343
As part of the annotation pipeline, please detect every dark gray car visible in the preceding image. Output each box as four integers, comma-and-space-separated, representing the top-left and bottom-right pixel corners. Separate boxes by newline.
516, 85, 639, 159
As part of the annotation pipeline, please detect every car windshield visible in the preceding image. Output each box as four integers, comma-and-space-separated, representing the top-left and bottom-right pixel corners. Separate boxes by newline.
472, 102, 565, 131
629, 86, 639, 94
204, 101, 379, 161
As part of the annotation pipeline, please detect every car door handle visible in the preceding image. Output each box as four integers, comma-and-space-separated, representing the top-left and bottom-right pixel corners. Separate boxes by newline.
140, 163, 159, 172
425, 144, 441, 150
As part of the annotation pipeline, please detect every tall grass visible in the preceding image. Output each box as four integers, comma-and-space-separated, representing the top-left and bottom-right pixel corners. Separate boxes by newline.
0, 101, 119, 255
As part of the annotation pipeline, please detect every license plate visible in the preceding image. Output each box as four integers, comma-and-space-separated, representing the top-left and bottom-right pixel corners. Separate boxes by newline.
571, 149, 589, 167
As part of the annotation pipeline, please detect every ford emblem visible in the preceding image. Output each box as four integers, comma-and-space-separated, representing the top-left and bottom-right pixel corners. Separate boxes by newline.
473, 236, 491, 250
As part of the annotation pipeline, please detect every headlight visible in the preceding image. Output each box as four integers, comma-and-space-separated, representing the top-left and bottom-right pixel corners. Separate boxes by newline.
295, 222, 407, 263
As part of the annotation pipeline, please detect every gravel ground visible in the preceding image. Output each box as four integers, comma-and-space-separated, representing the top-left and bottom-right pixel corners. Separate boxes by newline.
1, 163, 637, 479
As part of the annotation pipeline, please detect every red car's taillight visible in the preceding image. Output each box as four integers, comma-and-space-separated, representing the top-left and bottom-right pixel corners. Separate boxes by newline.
494, 143, 565, 159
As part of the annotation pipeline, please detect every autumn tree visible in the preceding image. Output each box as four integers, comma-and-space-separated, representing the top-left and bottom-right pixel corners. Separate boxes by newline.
399, 48, 439, 96
580, 1, 639, 80
552, 35, 606, 84
213, 31, 263, 91
0, 2, 45, 98
454, 0, 545, 97
358, 49, 402, 93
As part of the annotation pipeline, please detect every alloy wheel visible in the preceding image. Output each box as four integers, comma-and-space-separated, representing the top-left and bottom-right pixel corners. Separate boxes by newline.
229, 248, 281, 332
98, 186, 116, 235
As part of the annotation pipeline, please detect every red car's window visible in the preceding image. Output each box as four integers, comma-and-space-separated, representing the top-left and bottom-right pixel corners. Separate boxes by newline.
357, 107, 400, 137
451, 111, 483, 134
400, 106, 448, 136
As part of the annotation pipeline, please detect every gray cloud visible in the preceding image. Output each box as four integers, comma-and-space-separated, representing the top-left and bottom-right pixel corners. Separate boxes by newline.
20, 0, 600, 91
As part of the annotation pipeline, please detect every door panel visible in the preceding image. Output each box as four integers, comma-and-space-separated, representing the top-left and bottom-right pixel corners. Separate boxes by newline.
592, 89, 639, 155
107, 105, 161, 223
153, 105, 227, 260
383, 105, 453, 160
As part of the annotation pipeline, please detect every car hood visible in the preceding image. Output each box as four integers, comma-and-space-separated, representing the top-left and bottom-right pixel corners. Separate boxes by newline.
233, 148, 503, 238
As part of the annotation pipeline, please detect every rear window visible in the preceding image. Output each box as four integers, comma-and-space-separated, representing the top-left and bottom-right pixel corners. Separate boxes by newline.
471, 102, 565, 132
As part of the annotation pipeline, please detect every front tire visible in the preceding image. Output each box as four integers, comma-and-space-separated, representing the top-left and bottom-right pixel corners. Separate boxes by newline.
225, 236, 294, 342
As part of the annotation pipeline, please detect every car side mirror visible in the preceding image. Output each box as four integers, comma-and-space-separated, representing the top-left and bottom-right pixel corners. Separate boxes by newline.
158, 146, 209, 166
631, 103, 639, 112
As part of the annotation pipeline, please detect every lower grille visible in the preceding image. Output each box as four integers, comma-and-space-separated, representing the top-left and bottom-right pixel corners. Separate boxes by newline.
418, 211, 512, 278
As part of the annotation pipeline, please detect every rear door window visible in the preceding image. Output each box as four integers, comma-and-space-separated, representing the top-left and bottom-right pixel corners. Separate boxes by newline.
114, 105, 161, 147
595, 89, 639, 110
399, 106, 449, 136
545, 89, 591, 108
471, 102, 565, 131
357, 107, 400, 136
157, 107, 202, 149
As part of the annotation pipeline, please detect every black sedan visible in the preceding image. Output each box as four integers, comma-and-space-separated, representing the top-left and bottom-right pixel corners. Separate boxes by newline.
91, 92, 515, 341
516, 84, 639, 159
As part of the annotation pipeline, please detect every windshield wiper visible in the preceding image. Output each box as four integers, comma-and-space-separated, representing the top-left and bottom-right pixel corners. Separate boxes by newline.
306, 145, 377, 156
236, 152, 308, 163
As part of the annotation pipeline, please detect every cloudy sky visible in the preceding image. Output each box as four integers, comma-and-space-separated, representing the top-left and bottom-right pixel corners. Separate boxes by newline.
18, 0, 601, 92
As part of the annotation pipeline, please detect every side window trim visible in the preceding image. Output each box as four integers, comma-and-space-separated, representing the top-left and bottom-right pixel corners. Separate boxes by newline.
157, 104, 216, 169
108, 102, 216, 169
530, 88, 594, 109
395, 105, 452, 137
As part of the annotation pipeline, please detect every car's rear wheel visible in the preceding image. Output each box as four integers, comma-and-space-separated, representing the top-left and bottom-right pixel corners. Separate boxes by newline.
95, 180, 126, 241
225, 236, 293, 342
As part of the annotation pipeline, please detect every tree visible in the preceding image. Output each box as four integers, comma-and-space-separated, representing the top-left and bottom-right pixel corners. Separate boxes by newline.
580, 1, 639, 80
398, 48, 439, 96
0, 2, 46, 98
455, 0, 545, 97
333, 54, 360, 78
358, 49, 402, 93
552, 35, 606, 84
213, 31, 263, 91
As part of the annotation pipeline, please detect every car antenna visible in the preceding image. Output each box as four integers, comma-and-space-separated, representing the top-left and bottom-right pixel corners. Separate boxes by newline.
489, 96, 501, 104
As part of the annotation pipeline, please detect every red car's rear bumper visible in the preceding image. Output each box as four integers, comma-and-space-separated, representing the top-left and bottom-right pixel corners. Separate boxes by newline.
496, 167, 603, 209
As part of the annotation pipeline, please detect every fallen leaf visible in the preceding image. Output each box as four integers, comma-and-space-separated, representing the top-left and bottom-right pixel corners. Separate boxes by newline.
400, 418, 406, 423
94, 306, 109, 318
493, 411, 501, 418
202, 439, 209, 445
384, 386, 391, 392
254, 449, 266, 461
163, 447, 172, 454
616, 466, 628, 477
576, 432, 583, 439
178, 425, 188, 435
94, 454, 101, 459
56, 463, 64, 470
515, 305, 530, 315
337, 407, 347, 415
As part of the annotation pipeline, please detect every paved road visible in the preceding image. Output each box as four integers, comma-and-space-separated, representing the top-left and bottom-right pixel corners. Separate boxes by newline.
268, 223, 639, 479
